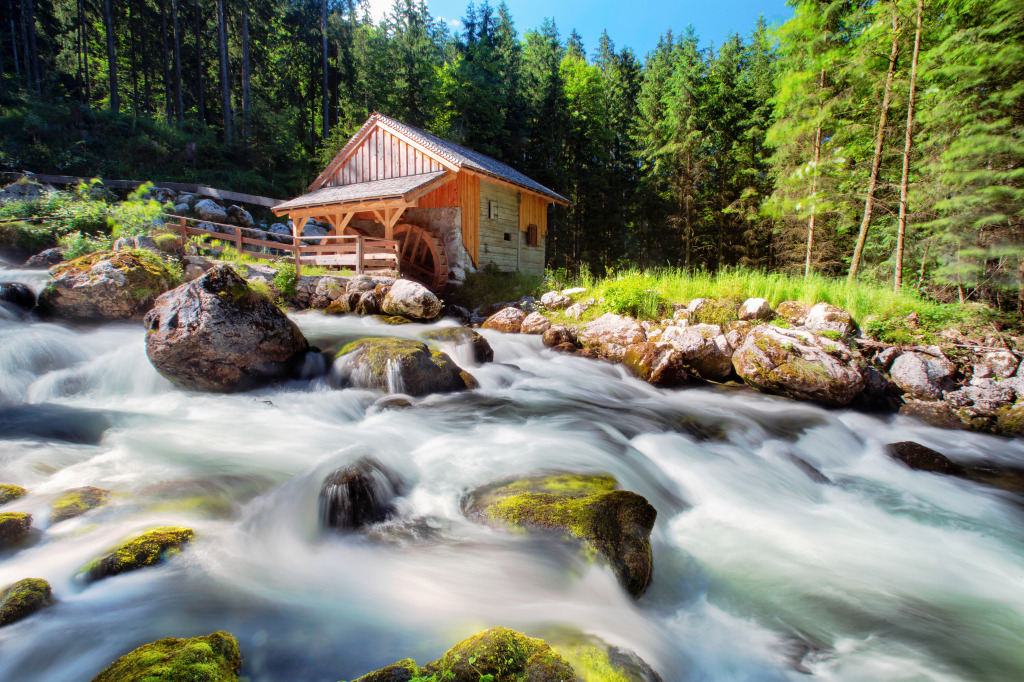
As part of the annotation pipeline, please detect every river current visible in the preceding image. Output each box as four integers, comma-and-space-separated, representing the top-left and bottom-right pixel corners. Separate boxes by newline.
2, 262, 1023, 682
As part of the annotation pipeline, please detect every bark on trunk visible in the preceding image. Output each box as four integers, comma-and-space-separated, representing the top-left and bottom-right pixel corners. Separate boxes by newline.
172, 0, 183, 124
195, 0, 205, 123
322, 0, 330, 139
103, 0, 118, 112
894, 0, 924, 292
847, 6, 900, 283
129, 0, 139, 116
9, 0, 20, 78
24, 0, 38, 97
805, 66, 825, 278
242, 0, 251, 137
161, 0, 172, 119
216, 0, 231, 143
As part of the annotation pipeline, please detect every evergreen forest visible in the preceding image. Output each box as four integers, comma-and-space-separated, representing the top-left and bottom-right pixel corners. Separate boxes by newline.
0, 0, 1021, 312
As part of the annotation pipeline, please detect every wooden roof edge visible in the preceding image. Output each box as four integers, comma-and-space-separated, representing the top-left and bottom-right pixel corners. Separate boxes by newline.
464, 168, 570, 206
402, 170, 456, 202
271, 194, 409, 216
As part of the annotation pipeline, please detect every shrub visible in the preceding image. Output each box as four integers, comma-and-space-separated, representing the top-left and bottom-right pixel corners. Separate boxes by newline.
59, 231, 108, 259
273, 261, 297, 299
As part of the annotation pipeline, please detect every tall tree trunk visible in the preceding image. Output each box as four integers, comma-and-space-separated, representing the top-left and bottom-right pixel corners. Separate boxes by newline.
24, 0, 38, 97
241, 0, 250, 137
18, 0, 28, 89
847, 6, 899, 283
894, 0, 924, 292
161, 0, 172, 119
172, 0, 183, 124
322, 0, 329, 139
805, 66, 825, 277
9, 0, 20, 78
129, 0, 138, 115
103, 0, 118, 112
80, 0, 91, 101
195, 0, 205, 123
216, 0, 231, 143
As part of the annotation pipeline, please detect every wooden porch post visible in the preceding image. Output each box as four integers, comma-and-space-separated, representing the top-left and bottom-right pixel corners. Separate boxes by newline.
290, 214, 309, 277
356, 236, 364, 275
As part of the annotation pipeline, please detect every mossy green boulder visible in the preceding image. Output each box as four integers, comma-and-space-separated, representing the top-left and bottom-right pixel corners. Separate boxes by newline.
82, 526, 194, 582
467, 474, 657, 598
0, 578, 52, 627
37, 249, 180, 320
0, 512, 32, 547
422, 326, 494, 364
91, 631, 241, 682
349, 627, 575, 682
0, 484, 27, 506
332, 337, 478, 396
50, 486, 110, 524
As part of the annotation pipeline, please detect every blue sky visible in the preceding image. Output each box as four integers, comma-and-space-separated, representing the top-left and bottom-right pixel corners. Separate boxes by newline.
365, 0, 794, 58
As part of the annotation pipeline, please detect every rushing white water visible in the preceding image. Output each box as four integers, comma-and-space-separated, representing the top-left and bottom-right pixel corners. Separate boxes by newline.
1, 266, 1024, 682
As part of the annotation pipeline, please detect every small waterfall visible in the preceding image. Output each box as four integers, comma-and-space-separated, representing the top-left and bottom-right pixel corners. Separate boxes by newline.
385, 358, 405, 394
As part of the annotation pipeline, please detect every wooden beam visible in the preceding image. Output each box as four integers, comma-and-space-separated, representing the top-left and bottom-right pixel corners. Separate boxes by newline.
273, 196, 410, 218
402, 170, 456, 202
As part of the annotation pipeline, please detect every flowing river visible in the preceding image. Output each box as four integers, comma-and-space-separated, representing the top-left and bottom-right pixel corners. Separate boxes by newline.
2, 262, 1024, 682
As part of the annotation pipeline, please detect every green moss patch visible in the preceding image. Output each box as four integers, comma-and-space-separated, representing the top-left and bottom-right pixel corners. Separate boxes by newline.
349, 627, 575, 682
0, 578, 52, 627
467, 474, 656, 598
91, 630, 241, 682
335, 337, 477, 396
82, 526, 194, 582
50, 486, 110, 524
0, 484, 27, 506
0, 512, 32, 547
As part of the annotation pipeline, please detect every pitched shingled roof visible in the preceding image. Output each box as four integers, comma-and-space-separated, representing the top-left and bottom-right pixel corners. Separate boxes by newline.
312, 112, 568, 205
274, 171, 448, 213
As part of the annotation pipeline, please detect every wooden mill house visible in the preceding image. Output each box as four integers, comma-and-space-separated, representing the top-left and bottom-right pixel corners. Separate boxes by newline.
272, 112, 568, 290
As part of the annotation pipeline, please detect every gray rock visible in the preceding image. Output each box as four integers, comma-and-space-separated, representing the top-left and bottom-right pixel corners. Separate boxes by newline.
520, 312, 552, 334
804, 303, 853, 336
24, 247, 65, 269
577, 313, 646, 361
194, 199, 227, 223
331, 337, 477, 396
973, 350, 1019, 379
774, 300, 808, 325
382, 279, 441, 320
732, 324, 866, 406
661, 323, 734, 381
226, 205, 254, 227
890, 350, 956, 400
315, 276, 351, 301
144, 265, 310, 392
112, 235, 161, 254
268, 223, 292, 243
540, 291, 572, 309
173, 203, 190, 215
874, 346, 901, 371
739, 297, 772, 321
483, 307, 527, 333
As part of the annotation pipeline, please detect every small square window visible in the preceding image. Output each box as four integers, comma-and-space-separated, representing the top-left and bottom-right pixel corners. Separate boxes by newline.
503, 232, 512, 241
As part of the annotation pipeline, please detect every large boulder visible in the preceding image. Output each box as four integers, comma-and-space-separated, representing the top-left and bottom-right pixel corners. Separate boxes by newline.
739, 297, 772, 321
50, 486, 109, 524
0, 282, 36, 312
483, 307, 527, 333
268, 222, 292, 243
660, 323, 734, 381
0, 485, 26, 506
352, 627, 575, 682
624, 343, 692, 388
885, 441, 967, 477
0, 578, 52, 628
973, 350, 1019, 380
23, 247, 65, 269
38, 250, 179, 321
332, 337, 477, 396
732, 324, 866, 407
466, 473, 656, 598
0, 513, 31, 547
226, 205, 254, 227
91, 631, 241, 682
381, 279, 441, 320
319, 458, 403, 531
542, 325, 575, 348
422, 327, 494, 364
540, 290, 573, 310
577, 313, 646, 361
144, 265, 310, 392
81, 526, 193, 582
194, 199, 228, 223
804, 302, 853, 337
890, 349, 957, 400
520, 312, 552, 335
774, 300, 808, 325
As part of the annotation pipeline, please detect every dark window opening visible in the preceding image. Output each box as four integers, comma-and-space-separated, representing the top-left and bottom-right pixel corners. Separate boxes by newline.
503, 232, 512, 241
526, 224, 539, 247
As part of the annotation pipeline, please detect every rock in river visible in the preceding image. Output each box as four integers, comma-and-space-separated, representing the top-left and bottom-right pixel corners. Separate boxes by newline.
381, 278, 442, 320
37, 250, 179, 321
0, 512, 32, 547
50, 486, 110, 524
91, 631, 241, 682
0, 484, 26, 506
466, 473, 657, 598
889, 349, 957, 400
0, 578, 52, 627
319, 458, 404, 531
144, 265, 310, 392
82, 526, 194, 582
482, 306, 526, 333
351, 627, 575, 682
332, 337, 478, 396
732, 324, 865, 407
422, 326, 494, 364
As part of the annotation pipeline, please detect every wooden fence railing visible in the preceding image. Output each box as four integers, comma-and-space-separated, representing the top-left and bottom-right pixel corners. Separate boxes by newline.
159, 213, 400, 277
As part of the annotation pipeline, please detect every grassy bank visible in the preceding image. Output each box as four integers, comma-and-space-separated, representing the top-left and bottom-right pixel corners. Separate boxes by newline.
453, 266, 1008, 345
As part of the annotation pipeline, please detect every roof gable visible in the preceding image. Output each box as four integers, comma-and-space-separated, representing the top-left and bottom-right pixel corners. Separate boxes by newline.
311, 113, 567, 204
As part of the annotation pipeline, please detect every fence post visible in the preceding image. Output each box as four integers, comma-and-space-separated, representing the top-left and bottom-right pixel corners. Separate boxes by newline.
235, 224, 243, 255
356, 236, 364, 275
179, 217, 187, 248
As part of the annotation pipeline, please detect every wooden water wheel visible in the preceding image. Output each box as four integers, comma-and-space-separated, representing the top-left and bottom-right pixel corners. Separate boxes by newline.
393, 223, 449, 292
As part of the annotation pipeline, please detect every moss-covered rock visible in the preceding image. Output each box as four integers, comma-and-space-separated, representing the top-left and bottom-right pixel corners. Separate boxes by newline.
467, 474, 656, 598
332, 337, 478, 396
90, 631, 241, 682
374, 315, 413, 325
0, 484, 27, 506
996, 403, 1024, 436
0, 512, 32, 547
50, 486, 110, 524
82, 526, 194, 582
549, 635, 663, 682
423, 326, 495, 364
623, 343, 691, 388
37, 249, 180, 320
0, 578, 52, 627
350, 627, 576, 682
